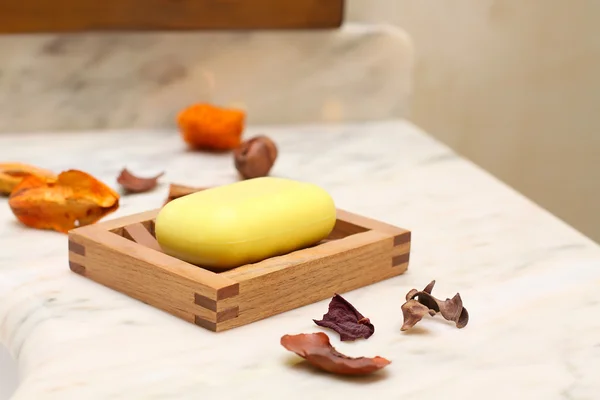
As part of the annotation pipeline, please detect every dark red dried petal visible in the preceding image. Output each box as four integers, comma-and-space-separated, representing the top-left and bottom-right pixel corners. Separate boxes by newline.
313, 294, 375, 341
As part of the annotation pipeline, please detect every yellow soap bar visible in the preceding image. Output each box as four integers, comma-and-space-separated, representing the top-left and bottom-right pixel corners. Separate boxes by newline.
155, 177, 336, 270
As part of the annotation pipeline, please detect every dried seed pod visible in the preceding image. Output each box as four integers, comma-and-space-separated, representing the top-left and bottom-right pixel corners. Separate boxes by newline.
233, 135, 278, 179
401, 300, 432, 331
401, 280, 469, 330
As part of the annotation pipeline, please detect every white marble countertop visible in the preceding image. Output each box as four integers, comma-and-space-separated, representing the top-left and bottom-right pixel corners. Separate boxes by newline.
1, 120, 599, 399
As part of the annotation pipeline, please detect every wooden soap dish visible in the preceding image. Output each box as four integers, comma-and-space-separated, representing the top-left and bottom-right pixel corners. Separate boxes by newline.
68, 209, 411, 332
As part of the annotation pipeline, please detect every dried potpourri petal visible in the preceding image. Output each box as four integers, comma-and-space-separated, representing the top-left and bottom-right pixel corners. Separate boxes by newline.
437, 293, 469, 328
280, 332, 390, 376
117, 168, 164, 193
0, 162, 57, 195
401, 280, 469, 330
401, 300, 433, 331
313, 294, 375, 341
423, 280, 436, 294
164, 183, 211, 205
9, 169, 120, 233
177, 103, 246, 151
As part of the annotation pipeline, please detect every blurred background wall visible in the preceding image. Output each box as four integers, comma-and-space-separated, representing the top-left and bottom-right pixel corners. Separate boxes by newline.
348, 0, 600, 243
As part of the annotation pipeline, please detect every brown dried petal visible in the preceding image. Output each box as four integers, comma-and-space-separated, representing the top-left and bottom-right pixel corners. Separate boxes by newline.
423, 280, 436, 294
313, 294, 375, 341
281, 332, 390, 375
401, 280, 469, 330
164, 183, 210, 205
405, 288, 419, 301
456, 307, 469, 328
438, 293, 463, 322
117, 168, 164, 193
410, 292, 440, 314
400, 300, 431, 331
438, 293, 470, 328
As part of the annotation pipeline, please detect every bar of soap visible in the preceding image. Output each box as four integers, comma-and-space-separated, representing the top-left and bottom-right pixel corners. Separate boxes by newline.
155, 177, 336, 270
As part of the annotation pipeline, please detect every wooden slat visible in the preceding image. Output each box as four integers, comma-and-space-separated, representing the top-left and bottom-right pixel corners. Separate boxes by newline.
69, 227, 239, 303
77, 209, 160, 234
0, 0, 345, 34
221, 230, 390, 281
335, 209, 410, 241
123, 222, 163, 253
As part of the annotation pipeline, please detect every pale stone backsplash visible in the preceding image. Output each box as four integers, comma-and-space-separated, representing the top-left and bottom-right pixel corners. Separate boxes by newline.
0, 24, 413, 132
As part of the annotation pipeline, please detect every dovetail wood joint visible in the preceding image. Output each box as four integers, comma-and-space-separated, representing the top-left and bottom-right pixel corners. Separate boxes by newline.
194, 293, 217, 311
194, 316, 217, 331
216, 307, 239, 322
392, 253, 410, 267
217, 284, 240, 300
194, 306, 239, 331
393, 231, 411, 246
68, 240, 85, 255
194, 283, 241, 328
69, 261, 86, 274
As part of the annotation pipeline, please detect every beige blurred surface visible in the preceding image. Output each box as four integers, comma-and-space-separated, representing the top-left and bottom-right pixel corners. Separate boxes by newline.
348, 0, 600, 243
0, 24, 412, 131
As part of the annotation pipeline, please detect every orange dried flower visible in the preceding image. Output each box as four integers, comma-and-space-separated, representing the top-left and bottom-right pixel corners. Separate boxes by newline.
0, 162, 57, 195
176, 103, 246, 151
9, 170, 120, 233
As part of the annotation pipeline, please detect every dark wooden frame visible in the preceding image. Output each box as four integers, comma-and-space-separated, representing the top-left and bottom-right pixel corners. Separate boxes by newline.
0, 0, 345, 33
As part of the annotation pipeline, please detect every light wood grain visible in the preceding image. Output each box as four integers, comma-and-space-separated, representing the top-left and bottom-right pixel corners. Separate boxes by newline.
123, 222, 162, 253
0, 0, 345, 33
165, 184, 211, 205
81, 209, 160, 233
219, 230, 407, 331
68, 207, 410, 332
69, 228, 239, 325
336, 209, 410, 238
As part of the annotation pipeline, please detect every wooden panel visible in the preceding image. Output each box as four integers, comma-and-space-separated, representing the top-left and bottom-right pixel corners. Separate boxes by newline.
0, 0, 345, 34
68, 228, 239, 324
218, 230, 408, 331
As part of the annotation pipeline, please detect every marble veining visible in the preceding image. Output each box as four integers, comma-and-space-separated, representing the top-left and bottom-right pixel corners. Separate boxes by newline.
0, 23, 412, 132
1, 120, 600, 399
